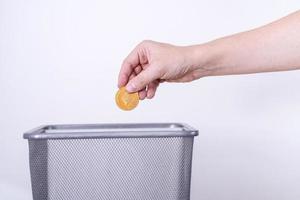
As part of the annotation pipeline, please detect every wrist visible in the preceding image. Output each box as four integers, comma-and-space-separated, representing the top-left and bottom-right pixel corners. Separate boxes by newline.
184, 41, 225, 77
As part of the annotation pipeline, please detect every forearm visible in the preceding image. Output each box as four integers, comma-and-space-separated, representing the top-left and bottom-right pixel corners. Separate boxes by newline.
191, 10, 300, 76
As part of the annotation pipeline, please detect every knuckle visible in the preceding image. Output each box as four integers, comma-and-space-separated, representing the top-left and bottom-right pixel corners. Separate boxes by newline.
191, 71, 200, 80
140, 40, 154, 47
142, 39, 151, 44
122, 56, 133, 65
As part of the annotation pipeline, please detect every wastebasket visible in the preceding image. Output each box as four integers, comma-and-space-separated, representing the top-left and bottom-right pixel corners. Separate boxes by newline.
24, 123, 198, 200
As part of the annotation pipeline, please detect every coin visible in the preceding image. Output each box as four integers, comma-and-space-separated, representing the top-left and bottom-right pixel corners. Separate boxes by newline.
115, 87, 139, 111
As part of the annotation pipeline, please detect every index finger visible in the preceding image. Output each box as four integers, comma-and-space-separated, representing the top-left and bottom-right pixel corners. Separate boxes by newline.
118, 46, 141, 88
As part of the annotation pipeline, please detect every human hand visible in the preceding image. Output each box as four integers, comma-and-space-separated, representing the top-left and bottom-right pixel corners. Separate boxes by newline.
119, 12, 300, 101
118, 40, 210, 99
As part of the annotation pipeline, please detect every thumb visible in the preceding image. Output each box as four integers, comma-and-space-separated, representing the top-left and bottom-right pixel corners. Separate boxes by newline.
126, 66, 161, 93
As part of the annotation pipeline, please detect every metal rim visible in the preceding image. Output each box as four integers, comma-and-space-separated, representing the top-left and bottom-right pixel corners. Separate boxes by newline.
23, 123, 199, 140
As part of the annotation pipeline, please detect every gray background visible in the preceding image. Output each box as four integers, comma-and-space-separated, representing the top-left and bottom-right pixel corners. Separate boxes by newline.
1, 0, 300, 199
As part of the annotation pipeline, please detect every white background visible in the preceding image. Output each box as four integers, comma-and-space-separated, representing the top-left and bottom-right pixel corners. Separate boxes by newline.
1, 0, 300, 199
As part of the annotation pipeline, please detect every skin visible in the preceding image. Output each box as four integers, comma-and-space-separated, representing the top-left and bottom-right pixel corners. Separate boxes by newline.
118, 11, 300, 100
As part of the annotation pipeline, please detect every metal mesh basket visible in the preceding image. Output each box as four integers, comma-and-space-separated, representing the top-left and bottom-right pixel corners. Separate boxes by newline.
24, 123, 198, 200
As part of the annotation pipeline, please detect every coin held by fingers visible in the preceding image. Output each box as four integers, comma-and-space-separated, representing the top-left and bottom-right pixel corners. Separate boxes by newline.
115, 87, 139, 111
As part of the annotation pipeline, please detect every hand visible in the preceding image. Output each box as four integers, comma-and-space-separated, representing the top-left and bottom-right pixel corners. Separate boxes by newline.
118, 12, 300, 100
118, 40, 209, 99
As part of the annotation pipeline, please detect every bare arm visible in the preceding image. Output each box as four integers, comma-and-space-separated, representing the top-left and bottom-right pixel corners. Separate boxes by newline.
195, 10, 300, 76
118, 11, 300, 99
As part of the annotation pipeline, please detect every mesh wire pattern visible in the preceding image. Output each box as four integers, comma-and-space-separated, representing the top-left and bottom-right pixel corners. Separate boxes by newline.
28, 137, 194, 200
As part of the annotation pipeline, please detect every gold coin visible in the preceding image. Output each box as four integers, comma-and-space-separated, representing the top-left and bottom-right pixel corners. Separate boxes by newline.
115, 87, 139, 111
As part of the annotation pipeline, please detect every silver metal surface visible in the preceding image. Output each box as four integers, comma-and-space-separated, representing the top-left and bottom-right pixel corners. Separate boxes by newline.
24, 123, 198, 200
24, 123, 198, 139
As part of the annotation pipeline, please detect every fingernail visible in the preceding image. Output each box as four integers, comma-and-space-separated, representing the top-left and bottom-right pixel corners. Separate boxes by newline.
126, 82, 136, 93
147, 92, 154, 99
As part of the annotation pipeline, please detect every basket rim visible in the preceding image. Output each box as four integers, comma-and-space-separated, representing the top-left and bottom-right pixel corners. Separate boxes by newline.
23, 123, 199, 140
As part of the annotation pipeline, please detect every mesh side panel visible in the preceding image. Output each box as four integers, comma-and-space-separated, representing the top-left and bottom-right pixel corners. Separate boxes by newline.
28, 140, 48, 200
29, 137, 194, 200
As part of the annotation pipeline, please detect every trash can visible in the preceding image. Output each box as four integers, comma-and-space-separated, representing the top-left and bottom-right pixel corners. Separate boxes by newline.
24, 123, 198, 200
